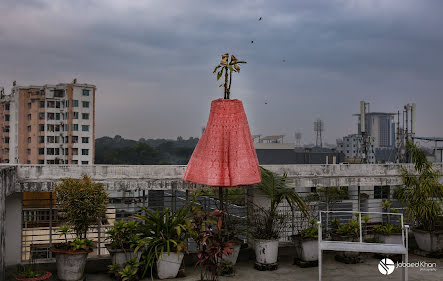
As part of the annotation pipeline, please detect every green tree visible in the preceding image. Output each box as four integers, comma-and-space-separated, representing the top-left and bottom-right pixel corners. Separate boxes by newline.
396, 141, 443, 231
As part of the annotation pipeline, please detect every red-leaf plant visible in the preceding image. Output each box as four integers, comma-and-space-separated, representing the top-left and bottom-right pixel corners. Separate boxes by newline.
194, 210, 235, 281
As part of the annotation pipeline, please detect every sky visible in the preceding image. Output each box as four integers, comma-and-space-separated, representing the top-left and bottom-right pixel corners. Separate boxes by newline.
1, 0, 442, 145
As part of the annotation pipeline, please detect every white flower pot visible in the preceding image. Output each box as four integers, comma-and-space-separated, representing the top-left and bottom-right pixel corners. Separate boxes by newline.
379, 234, 403, 245
254, 239, 279, 264
222, 243, 241, 265
293, 236, 318, 262
413, 229, 443, 252
50, 248, 89, 281
156, 252, 184, 279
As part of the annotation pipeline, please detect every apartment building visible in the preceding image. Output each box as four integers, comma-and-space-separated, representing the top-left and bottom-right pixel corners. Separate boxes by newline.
336, 134, 376, 163
0, 80, 95, 165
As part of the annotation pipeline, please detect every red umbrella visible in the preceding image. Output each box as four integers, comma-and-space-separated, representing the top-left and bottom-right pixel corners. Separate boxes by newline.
183, 98, 261, 187
183, 54, 261, 208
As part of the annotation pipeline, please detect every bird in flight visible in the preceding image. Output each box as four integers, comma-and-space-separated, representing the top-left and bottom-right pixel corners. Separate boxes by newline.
259, 17, 262, 21
251, 40, 254, 44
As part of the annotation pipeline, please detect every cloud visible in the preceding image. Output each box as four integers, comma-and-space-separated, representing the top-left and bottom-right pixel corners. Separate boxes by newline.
0, 0, 442, 143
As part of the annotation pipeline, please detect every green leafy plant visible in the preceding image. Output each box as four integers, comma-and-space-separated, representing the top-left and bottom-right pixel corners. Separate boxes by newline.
133, 206, 194, 279
330, 218, 341, 230
119, 264, 138, 281
396, 141, 443, 232
58, 225, 72, 245
14, 265, 47, 279
373, 224, 402, 235
55, 175, 108, 246
299, 220, 318, 239
108, 263, 121, 278
107, 220, 139, 250
336, 219, 360, 238
213, 53, 247, 99
219, 260, 234, 276
70, 238, 93, 251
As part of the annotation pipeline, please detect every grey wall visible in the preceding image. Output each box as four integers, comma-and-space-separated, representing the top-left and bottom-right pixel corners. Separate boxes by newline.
5, 193, 22, 266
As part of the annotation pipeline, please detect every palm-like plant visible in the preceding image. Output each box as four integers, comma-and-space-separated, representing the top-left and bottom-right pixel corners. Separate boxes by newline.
213, 53, 246, 99
256, 167, 308, 216
249, 167, 308, 240
396, 141, 443, 232
133, 206, 194, 279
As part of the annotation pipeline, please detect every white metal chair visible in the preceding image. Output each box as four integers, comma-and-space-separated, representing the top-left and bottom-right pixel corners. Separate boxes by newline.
318, 211, 409, 281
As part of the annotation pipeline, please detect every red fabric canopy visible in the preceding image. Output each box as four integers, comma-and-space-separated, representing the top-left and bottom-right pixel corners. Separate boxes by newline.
183, 99, 261, 187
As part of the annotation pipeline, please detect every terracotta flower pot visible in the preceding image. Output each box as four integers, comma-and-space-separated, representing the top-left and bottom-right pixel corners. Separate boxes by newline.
15, 272, 52, 281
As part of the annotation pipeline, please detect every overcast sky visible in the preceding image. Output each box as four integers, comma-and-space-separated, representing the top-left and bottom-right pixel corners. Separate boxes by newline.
1, 0, 442, 145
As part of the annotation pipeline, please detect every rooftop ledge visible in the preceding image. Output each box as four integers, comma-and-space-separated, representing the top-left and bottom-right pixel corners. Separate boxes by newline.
0, 163, 442, 195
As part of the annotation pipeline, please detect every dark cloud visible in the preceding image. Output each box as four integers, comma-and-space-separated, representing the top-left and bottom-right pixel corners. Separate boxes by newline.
0, 0, 442, 144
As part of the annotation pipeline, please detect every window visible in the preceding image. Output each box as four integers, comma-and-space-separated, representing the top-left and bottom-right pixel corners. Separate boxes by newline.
65, 148, 69, 155
73, 112, 79, 119
38, 160, 44, 164
27, 160, 31, 164
82, 161, 89, 165
54, 148, 59, 155
27, 103, 32, 109
47, 136, 54, 143
72, 136, 78, 143
54, 89, 64, 98
73, 124, 78, 131
72, 160, 78, 164
56, 113, 60, 120
47, 101, 55, 108
39, 136, 44, 143
47, 124, 54, 132
374, 186, 390, 199
4, 104, 10, 110
27, 114, 31, 120
39, 112, 45, 120
27, 149, 31, 155
39, 124, 45, 131
82, 137, 89, 143
82, 113, 89, 120
27, 137, 31, 143
64, 124, 69, 131
65, 100, 69, 107
27, 125, 31, 132
3, 126, 9, 132
82, 89, 90, 96
82, 149, 89, 155
47, 113, 55, 120
55, 125, 60, 132
39, 148, 44, 155
82, 125, 89, 132
56, 101, 60, 108
39, 101, 45, 108
47, 148, 54, 155
82, 101, 89, 108
73, 100, 79, 107
4, 137, 9, 143
4, 115, 9, 121
72, 148, 78, 155
65, 136, 69, 143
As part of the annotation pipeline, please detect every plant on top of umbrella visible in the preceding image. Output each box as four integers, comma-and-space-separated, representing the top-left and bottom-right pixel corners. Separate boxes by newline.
213, 53, 246, 99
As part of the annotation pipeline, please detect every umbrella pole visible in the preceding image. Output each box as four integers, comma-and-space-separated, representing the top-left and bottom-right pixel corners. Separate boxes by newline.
219, 186, 224, 211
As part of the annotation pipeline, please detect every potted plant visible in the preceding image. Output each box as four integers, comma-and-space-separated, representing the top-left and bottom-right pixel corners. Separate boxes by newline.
221, 213, 244, 266
134, 206, 193, 280
194, 210, 236, 281
249, 167, 308, 268
396, 141, 443, 252
373, 200, 402, 244
108, 257, 140, 281
330, 217, 364, 263
106, 220, 140, 265
292, 219, 318, 264
51, 175, 108, 281
14, 265, 52, 281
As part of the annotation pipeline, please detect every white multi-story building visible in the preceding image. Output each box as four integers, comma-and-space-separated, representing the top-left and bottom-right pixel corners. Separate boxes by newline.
336, 134, 376, 163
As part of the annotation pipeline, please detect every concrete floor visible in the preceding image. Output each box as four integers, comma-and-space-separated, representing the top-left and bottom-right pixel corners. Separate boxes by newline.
81, 253, 442, 281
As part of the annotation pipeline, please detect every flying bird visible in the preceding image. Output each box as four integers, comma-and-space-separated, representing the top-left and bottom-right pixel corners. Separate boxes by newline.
259, 17, 262, 21
282, 59, 286, 63
251, 40, 254, 44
